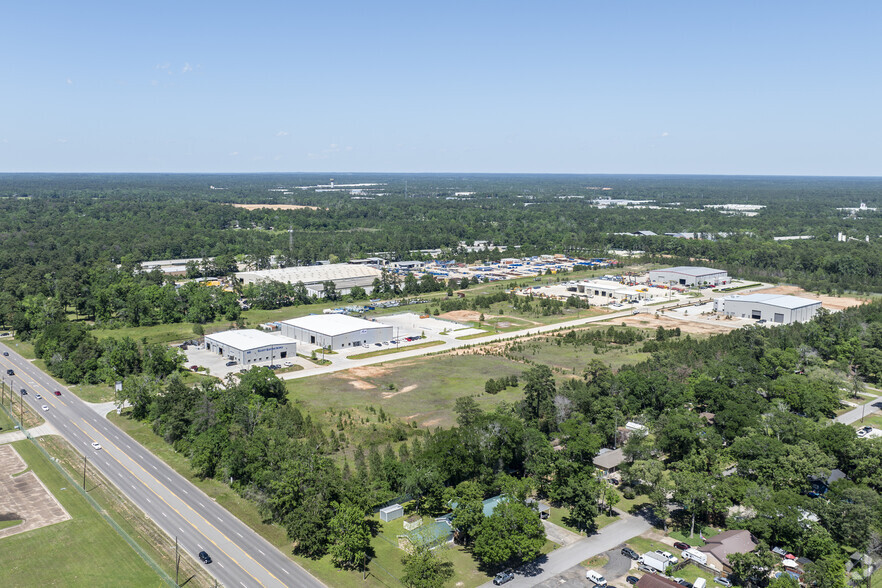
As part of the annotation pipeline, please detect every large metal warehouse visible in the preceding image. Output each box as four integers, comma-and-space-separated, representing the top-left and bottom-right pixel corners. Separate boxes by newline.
235, 263, 383, 297
279, 314, 393, 349
204, 329, 297, 365
714, 293, 821, 324
648, 266, 729, 287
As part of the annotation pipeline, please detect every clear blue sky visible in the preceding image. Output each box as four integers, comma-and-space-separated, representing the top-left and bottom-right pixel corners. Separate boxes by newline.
3, 1, 880, 175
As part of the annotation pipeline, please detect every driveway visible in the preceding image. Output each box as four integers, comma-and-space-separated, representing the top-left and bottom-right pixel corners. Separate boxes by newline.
478, 509, 652, 588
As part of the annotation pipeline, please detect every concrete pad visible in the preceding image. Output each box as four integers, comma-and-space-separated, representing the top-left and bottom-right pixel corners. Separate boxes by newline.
0, 444, 71, 539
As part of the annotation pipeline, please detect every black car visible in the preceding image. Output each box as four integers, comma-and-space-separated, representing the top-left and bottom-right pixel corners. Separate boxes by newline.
225, 360, 237, 366
2, 351, 8, 356
198, 550, 212, 564
622, 547, 639, 560
627, 577, 640, 585
677, 580, 693, 588
493, 569, 515, 585
20, 389, 27, 395
6, 369, 13, 376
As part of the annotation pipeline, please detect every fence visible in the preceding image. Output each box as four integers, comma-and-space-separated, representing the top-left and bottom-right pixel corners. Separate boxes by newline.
0, 388, 180, 588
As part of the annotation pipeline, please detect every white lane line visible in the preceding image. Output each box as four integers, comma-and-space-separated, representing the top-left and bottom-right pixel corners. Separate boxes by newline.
240, 583, 247, 588
179, 527, 184, 533
152, 465, 157, 470
146, 498, 151, 503
283, 568, 290, 575
257, 548, 265, 556
161, 512, 167, 518
236, 532, 243, 538
198, 502, 205, 508
182, 489, 188, 494
217, 562, 225, 569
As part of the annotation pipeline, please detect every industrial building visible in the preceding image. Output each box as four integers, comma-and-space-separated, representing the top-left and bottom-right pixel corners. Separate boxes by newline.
648, 266, 729, 287
235, 263, 382, 297
279, 314, 393, 349
204, 329, 297, 365
714, 293, 821, 325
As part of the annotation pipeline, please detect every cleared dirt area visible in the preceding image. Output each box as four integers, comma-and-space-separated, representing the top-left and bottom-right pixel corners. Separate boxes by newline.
227, 203, 321, 211
0, 445, 70, 539
439, 310, 491, 322
618, 314, 739, 335
754, 285, 868, 310
348, 379, 376, 390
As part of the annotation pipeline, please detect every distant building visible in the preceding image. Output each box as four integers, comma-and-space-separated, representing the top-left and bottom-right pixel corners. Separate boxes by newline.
279, 314, 393, 349
236, 263, 382, 297
204, 329, 296, 365
714, 293, 821, 325
648, 266, 729, 287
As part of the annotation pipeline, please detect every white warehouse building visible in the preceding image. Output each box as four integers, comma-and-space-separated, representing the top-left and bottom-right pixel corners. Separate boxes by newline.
714, 293, 822, 325
204, 329, 297, 365
648, 266, 729, 287
279, 314, 393, 350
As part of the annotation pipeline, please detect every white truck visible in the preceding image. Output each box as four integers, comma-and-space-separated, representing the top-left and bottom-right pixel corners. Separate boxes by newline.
639, 551, 671, 573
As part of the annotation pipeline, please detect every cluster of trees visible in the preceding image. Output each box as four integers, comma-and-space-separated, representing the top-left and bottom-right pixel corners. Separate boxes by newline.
484, 375, 518, 394
32, 321, 184, 384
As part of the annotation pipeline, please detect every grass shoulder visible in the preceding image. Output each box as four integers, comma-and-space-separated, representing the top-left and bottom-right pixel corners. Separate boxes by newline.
348, 340, 444, 360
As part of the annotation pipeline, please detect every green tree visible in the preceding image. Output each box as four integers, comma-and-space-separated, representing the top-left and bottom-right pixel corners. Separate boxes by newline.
472, 499, 545, 567
327, 502, 370, 570
803, 556, 847, 588
729, 542, 778, 588
401, 544, 454, 588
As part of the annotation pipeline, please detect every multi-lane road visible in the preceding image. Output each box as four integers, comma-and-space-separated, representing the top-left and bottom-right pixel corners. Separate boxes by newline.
0, 342, 323, 588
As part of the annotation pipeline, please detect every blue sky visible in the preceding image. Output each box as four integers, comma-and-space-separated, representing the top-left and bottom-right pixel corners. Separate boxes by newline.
2, 1, 880, 175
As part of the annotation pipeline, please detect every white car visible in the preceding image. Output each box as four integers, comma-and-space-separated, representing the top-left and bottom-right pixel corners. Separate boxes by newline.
35, 393, 42, 399
91, 442, 102, 450
41, 405, 49, 412
656, 550, 679, 564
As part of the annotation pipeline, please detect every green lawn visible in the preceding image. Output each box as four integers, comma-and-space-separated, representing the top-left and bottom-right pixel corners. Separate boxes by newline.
624, 536, 678, 559
67, 382, 116, 403
0, 519, 22, 531
677, 563, 719, 585
854, 413, 882, 429
287, 354, 528, 432
548, 505, 620, 535
348, 340, 444, 359
616, 490, 652, 515
6, 337, 36, 359
0, 441, 162, 588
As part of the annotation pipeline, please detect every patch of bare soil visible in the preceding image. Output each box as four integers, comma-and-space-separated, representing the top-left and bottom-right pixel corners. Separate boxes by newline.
227, 203, 321, 210
0, 445, 70, 539
438, 310, 488, 322
382, 384, 417, 399
754, 285, 868, 311
348, 380, 375, 390
619, 314, 739, 335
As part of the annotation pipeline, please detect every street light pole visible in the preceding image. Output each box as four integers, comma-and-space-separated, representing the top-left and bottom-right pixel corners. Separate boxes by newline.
83, 456, 87, 489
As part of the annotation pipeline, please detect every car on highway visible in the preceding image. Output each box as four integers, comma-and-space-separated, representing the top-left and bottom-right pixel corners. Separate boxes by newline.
493, 569, 514, 585
2, 351, 8, 356
54, 390, 61, 396
198, 551, 212, 564
714, 578, 732, 587
20, 389, 27, 395
622, 547, 639, 560
673, 541, 690, 550
626, 577, 640, 585
35, 393, 42, 399
91, 442, 102, 450
41, 405, 49, 411
7, 369, 13, 375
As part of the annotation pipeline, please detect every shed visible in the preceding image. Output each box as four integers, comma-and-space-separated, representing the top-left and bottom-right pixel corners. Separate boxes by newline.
379, 504, 404, 522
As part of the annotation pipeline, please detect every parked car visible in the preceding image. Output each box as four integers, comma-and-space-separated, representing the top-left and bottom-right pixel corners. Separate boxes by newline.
2, 351, 8, 356
190, 365, 199, 371
374, 342, 383, 347
714, 577, 732, 587
626, 577, 640, 585
622, 547, 639, 560
638, 564, 655, 574
677, 580, 693, 588
225, 361, 237, 367
493, 569, 514, 585
198, 551, 212, 564
586, 570, 608, 587
673, 541, 690, 550
656, 550, 679, 565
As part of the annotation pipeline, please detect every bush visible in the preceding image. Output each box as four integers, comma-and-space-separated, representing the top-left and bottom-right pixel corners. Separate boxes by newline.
622, 486, 636, 500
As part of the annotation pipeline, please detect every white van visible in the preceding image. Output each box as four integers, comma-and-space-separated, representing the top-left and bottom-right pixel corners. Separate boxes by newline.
693, 578, 707, 588
683, 548, 708, 566
586, 570, 607, 586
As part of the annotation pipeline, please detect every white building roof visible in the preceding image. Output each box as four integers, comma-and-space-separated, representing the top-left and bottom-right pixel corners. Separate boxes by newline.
650, 266, 726, 277
282, 314, 388, 336
724, 293, 821, 310
205, 329, 296, 350
236, 263, 382, 285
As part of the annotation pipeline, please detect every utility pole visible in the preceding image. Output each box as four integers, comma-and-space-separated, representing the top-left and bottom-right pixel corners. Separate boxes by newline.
83, 456, 87, 489
175, 536, 180, 586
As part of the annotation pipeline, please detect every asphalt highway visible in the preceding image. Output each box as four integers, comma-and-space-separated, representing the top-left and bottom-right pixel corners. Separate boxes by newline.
0, 342, 323, 588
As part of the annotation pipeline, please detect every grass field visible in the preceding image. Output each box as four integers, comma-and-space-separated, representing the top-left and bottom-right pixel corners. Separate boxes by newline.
5, 337, 36, 359
287, 354, 528, 432
348, 340, 444, 360
0, 440, 163, 588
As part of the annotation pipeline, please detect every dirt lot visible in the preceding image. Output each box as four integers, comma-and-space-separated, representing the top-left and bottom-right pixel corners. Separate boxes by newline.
0, 445, 70, 539
618, 314, 740, 335
439, 310, 489, 322
227, 203, 321, 211
753, 285, 868, 311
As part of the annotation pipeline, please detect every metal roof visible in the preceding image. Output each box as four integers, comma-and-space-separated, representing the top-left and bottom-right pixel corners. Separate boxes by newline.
593, 447, 625, 469
282, 314, 389, 336
236, 263, 382, 285
649, 266, 727, 277
205, 329, 296, 350
724, 293, 821, 310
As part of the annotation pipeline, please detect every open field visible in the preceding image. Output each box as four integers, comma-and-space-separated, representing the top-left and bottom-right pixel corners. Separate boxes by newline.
616, 314, 737, 335
289, 354, 527, 431
0, 440, 162, 588
227, 203, 321, 211
754, 284, 869, 311
0, 444, 70, 539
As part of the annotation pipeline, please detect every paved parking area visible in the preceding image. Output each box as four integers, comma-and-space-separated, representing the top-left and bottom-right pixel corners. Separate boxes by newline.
375, 312, 466, 335
0, 444, 70, 539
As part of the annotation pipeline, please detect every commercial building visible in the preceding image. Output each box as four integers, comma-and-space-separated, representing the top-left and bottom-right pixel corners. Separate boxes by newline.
235, 263, 382, 297
714, 293, 821, 325
648, 266, 729, 287
573, 280, 648, 302
204, 329, 297, 365
279, 314, 393, 349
